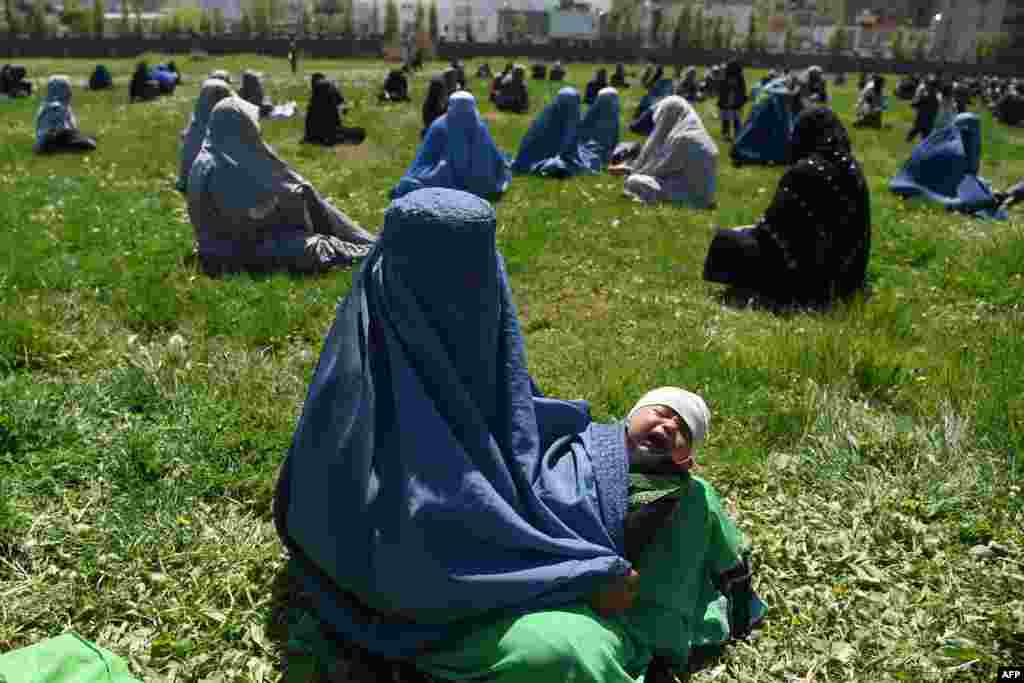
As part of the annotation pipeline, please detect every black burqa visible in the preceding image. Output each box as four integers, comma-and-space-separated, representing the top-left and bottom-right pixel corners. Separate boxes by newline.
704, 108, 871, 307
380, 69, 410, 102
421, 76, 448, 137
610, 63, 630, 89
129, 62, 158, 102
304, 74, 366, 145
584, 68, 608, 105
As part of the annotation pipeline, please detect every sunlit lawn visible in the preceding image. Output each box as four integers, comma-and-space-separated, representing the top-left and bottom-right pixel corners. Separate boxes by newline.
1, 54, 1022, 682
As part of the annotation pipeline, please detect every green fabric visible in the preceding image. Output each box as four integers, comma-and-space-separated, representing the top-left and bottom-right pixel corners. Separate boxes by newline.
417, 477, 749, 682
0, 634, 141, 683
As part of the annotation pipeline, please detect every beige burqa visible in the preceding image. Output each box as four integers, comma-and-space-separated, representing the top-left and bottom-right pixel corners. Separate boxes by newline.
186, 96, 375, 274
623, 96, 719, 208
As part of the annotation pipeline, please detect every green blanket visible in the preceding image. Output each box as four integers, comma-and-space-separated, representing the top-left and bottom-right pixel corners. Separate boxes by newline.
0, 634, 140, 683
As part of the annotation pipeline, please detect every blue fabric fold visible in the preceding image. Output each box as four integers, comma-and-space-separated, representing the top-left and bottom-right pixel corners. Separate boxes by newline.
277, 188, 631, 657
890, 113, 1007, 220
511, 87, 601, 178
731, 78, 796, 165
391, 91, 511, 200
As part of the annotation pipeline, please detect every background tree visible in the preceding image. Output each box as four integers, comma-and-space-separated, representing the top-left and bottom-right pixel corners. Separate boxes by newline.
428, 0, 437, 41
648, 6, 661, 45
383, 0, 397, 40
27, 0, 49, 37
199, 7, 210, 35
342, 0, 353, 34
827, 25, 849, 53
91, 0, 104, 36
912, 30, 929, 60
369, 0, 379, 34
783, 24, 797, 52
745, 11, 758, 51
464, 2, 472, 41
690, 6, 702, 48
723, 14, 735, 49
61, 0, 90, 34
670, 4, 686, 47
413, 0, 422, 34
889, 27, 905, 60
211, 6, 225, 34
4, 0, 23, 35
239, 8, 253, 35
117, 6, 129, 34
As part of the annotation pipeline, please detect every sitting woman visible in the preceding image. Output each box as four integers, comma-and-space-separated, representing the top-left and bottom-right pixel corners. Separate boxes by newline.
187, 96, 376, 274
378, 68, 410, 102
421, 75, 448, 138
494, 65, 529, 113
705, 108, 871, 308
531, 63, 548, 80
0, 64, 32, 97
577, 86, 621, 170
177, 78, 234, 193
617, 96, 718, 209
584, 67, 608, 105
730, 77, 798, 166
239, 70, 274, 117
209, 69, 233, 84
853, 75, 886, 129
549, 60, 566, 82
129, 62, 159, 102
477, 62, 493, 79
629, 77, 675, 136
304, 73, 366, 146
391, 91, 511, 200
34, 76, 97, 154
610, 63, 630, 89
511, 87, 604, 178
675, 66, 699, 102
274, 186, 763, 683
151, 63, 179, 95
890, 113, 1007, 220
88, 64, 113, 90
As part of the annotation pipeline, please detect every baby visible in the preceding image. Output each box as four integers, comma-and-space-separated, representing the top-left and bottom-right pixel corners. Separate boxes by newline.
625, 386, 710, 475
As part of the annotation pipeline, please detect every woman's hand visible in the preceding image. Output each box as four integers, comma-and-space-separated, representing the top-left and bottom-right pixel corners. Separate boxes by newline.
589, 569, 641, 616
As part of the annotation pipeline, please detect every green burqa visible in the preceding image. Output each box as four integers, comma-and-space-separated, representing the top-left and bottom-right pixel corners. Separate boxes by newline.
0, 634, 141, 683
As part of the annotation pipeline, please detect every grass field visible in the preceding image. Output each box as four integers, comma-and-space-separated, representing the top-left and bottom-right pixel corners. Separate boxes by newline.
1, 55, 1023, 682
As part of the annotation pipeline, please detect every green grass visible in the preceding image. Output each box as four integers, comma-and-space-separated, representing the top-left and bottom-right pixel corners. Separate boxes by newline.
1, 55, 1023, 682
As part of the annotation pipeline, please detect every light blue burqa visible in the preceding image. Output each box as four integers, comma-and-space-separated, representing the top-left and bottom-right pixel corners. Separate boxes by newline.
889, 113, 1007, 220
390, 91, 511, 199
511, 87, 604, 178
177, 78, 233, 193
34, 76, 76, 151
577, 86, 621, 169
731, 78, 797, 165
275, 188, 631, 657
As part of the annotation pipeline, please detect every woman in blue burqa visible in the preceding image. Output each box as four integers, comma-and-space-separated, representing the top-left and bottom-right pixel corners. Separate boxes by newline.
34, 76, 97, 154
187, 96, 376, 274
274, 187, 763, 683
511, 87, 614, 178
629, 76, 675, 136
177, 78, 234, 193
889, 113, 1007, 220
391, 91, 511, 200
730, 76, 799, 166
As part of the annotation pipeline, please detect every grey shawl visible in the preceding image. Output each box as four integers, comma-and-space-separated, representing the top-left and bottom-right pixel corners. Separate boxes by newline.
187, 96, 375, 271
623, 96, 719, 208
177, 78, 234, 193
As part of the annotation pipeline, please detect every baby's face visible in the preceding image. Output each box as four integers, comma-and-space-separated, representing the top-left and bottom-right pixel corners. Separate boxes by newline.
626, 405, 694, 470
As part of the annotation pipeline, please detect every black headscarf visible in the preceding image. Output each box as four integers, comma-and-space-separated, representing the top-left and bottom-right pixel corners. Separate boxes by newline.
304, 76, 344, 144
422, 76, 447, 133
704, 108, 870, 306
130, 61, 150, 101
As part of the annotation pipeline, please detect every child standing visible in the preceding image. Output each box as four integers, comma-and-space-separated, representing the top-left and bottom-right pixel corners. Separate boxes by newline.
718, 60, 748, 142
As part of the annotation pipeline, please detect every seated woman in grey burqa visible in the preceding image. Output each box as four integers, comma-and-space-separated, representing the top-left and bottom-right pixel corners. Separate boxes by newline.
34, 76, 97, 154
274, 186, 764, 683
303, 73, 366, 146
704, 108, 871, 309
177, 78, 234, 193
188, 96, 375, 275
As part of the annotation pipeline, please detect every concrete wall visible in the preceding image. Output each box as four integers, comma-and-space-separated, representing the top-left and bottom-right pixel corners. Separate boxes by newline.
438, 41, 1021, 76
2, 37, 385, 60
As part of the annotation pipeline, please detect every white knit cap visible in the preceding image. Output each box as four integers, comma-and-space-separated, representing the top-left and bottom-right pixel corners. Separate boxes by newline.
627, 387, 711, 450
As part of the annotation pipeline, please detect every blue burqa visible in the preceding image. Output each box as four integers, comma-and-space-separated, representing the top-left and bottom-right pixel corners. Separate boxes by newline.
630, 78, 675, 136
731, 78, 797, 165
390, 91, 511, 200
889, 113, 1007, 220
150, 64, 178, 89
276, 188, 631, 657
511, 87, 602, 177
576, 86, 621, 169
